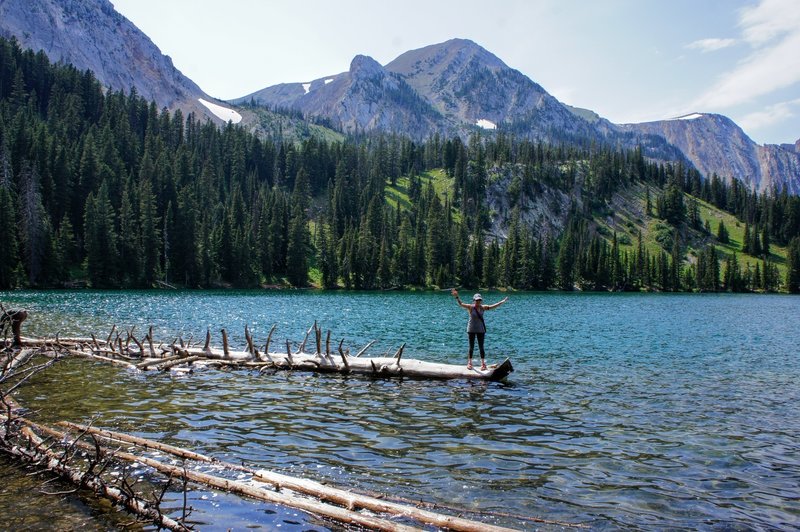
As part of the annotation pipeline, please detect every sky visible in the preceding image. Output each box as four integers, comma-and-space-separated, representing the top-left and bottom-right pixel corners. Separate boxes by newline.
108, 0, 800, 146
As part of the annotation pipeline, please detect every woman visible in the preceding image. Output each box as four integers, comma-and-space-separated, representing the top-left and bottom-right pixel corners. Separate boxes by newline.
451, 289, 508, 370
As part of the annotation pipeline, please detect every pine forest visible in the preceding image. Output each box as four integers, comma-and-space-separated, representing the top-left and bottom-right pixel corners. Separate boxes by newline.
2, 37, 800, 293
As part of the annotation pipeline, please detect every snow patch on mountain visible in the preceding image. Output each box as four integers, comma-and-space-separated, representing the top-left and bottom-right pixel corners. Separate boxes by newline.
674, 113, 704, 120
302, 83, 311, 94
476, 118, 497, 130
325, 78, 334, 84
198, 98, 242, 124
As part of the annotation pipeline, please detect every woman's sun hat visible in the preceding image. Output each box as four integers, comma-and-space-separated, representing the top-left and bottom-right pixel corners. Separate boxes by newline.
472, 293, 482, 301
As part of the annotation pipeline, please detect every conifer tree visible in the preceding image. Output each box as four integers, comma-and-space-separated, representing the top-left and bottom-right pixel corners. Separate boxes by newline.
716, 220, 729, 244
84, 181, 118, 287
0, 184, 19, 288
761, 226, 770, 257
138, 177, 161, 285
556, 232, 576, 291
482, 239, 500, 288
286, 169, 311, 287
743, 223, 751, 254
787, 237, 800, 293
18, 163, 49, 286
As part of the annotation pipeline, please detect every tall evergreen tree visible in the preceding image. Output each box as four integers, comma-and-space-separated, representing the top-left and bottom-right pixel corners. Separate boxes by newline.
84, 181, 118, 287
0, 184, 19, 288
787, 237, 800, 294
716, 220, 729, 244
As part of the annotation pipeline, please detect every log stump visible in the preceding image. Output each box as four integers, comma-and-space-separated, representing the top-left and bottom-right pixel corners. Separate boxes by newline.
1, 308, 28, 346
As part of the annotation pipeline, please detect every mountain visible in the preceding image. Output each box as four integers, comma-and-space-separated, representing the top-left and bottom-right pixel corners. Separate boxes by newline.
384, 39, 594, 139
620, 113, 800, 195
0, 0, 239, 124
239, 38, 799, 194
2, 0, 796, 195
238, 53, 444, 136
236, 39, 604, 143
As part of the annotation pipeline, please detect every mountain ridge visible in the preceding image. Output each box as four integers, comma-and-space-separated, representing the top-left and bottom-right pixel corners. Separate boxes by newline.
0, 0, 237, 124
238, 38, 799, 194
1, 0, 797, 194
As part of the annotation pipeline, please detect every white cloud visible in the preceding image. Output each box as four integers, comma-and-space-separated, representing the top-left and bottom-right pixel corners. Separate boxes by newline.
739, 0, 800, 45
686, 38, 736, 52
739, 98, 800, 131
691, 0, 800, 110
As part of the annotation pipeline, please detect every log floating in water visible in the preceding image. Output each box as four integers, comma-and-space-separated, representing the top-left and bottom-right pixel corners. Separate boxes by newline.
5, 317, 513, 381
3, 417, 189, 531
56, 421, 522, 532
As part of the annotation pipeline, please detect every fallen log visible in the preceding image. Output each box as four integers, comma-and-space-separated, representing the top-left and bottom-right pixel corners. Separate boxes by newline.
3, 420, 189, 531
59, 421, 521, 532
5, 317, 514, 381
24, 419, 420, 532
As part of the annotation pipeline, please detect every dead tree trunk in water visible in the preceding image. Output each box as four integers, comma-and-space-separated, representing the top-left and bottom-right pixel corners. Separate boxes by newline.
0, 307, 27, 347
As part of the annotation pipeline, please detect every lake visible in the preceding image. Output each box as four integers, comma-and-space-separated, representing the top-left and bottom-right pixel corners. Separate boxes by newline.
1, 290, 799, 530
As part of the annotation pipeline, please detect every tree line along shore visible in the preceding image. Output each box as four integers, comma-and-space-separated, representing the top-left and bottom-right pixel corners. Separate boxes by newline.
1, 36, 799, 293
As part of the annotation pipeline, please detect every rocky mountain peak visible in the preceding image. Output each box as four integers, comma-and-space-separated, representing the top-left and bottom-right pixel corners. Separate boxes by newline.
0, 0, 223, 122
387, 38, 506, 77
349, 54, 385, 80
619, 112, 800, 193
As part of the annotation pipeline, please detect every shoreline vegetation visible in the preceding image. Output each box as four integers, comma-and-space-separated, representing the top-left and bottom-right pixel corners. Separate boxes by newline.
1, 36, 799, 294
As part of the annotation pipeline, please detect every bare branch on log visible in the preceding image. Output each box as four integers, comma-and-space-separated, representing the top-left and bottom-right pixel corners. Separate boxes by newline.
337, 340, 349, 371
105, 325, 116, 349
355, 340, 376, 358
147, 326, 156, 357
297, 322, 315, 354
221, 329, 229, 358
394, 343, 406, 364
129, 333, 145, 358
244, 325, 257, 360
67, 349, 138, 370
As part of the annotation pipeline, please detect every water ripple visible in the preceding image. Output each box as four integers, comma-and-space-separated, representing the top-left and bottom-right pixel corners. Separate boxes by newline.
4, 290, 800, 529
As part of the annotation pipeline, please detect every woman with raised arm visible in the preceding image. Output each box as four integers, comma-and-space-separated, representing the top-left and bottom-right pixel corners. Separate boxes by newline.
451, 289, 508, 370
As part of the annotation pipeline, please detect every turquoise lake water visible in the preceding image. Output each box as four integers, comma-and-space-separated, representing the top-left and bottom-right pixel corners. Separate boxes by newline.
1, 290, 799, 530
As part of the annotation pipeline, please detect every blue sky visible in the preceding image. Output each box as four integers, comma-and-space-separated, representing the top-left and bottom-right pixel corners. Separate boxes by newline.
109, 0, 799, 145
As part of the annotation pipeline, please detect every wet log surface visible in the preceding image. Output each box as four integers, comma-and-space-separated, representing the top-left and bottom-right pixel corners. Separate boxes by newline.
7, 316, 514, 381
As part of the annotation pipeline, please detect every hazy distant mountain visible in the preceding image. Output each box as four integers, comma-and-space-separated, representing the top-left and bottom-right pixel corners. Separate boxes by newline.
0, 0, 238, 124
620, 114, 800, 195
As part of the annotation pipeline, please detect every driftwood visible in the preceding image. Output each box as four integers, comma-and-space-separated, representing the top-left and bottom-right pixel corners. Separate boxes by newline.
9, 318, 514, 381
9, 424, 189, 531
0, 305, 28, 346
58, 421, 526, 532
11, 338, 512, 382
1, 342, 189, 530
8, 417, 527, 532
55, 423, 580, 529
